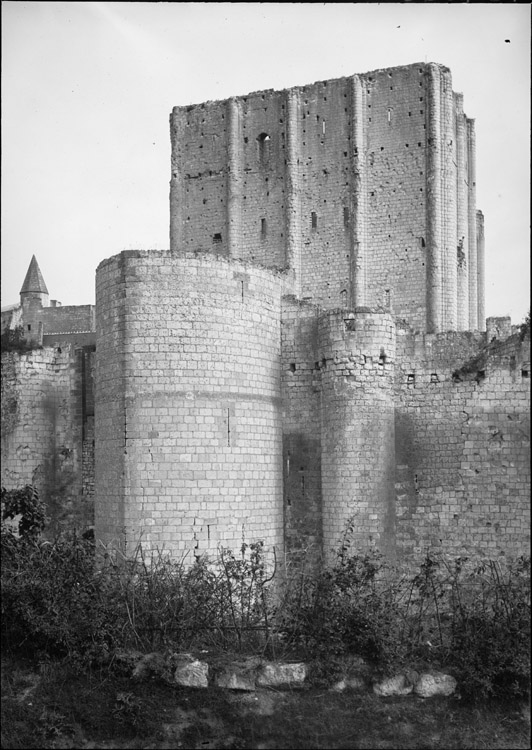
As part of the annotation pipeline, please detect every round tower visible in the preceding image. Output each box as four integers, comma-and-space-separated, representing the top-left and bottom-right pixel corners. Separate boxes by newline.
95, 250, 284, 564
318, 309, 396, 561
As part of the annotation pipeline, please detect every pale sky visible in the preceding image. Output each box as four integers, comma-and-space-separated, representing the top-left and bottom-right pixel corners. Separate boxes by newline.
2, 2, 530, 324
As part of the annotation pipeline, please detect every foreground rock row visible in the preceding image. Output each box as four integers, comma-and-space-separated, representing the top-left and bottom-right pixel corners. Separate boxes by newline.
119, 651, 458, 699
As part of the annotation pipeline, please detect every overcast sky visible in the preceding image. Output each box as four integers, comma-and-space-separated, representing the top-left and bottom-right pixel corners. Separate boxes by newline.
2, 2, 530, 324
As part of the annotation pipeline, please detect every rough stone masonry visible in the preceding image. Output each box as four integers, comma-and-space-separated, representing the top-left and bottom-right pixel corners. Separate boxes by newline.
1, 62, 529, 567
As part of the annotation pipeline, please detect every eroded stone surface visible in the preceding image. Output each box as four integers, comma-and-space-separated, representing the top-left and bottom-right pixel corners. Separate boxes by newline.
414, 672, 457, 698
173, 654, 209, 688
257, 662, 307, 687
373, 675, 413, 697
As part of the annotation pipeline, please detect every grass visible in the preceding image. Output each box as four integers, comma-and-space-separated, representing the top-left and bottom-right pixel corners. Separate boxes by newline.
1, 654, 530, 750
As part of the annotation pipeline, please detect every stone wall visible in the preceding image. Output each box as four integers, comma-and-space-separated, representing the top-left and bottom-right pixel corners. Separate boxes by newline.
95, 250, 285, 562
279, 302, 529, 566
0, 345, 94, 534
394, 329, 530, 561
281, 296, 322, 563
40, 305, 95, 334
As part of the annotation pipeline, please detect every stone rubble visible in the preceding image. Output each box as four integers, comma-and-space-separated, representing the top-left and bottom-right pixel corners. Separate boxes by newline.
119, 649, 458, 699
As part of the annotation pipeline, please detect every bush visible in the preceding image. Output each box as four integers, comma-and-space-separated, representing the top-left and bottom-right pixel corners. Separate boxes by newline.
447, 556, 530, 702
0, 326, 41, 354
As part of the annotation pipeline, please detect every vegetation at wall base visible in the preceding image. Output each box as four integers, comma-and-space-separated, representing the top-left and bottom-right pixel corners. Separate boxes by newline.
1, 494, 530, 747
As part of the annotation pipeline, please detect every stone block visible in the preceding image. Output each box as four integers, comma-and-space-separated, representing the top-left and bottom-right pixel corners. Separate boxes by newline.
373, 674, 413, 697
173, 653, 209, 688
256, 662, 307, 687
414, 672, 457, 698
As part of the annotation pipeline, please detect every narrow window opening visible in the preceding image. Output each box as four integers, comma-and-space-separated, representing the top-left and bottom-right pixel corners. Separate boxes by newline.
322, 121, 326, 134
241, 280, 244, 302
261, 218, 267, 239
387, 108, 392, 123
257, 133, 270, 165
311, 211, 317, 230
343, 207, 349, 227
227, 409, 231, 446
289, 363, 296, 373
521, 366, 529, 378
213, 233, 222, 245
431, 373, 439, 383
407, 373, 416, 386
27, 324, 31, 331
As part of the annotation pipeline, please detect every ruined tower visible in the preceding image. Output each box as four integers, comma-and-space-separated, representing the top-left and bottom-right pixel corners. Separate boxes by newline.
169, 62, 484, 333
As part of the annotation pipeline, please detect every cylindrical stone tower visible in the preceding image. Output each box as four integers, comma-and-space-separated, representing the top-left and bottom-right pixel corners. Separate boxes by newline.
95, 250, 284, 563
319, 310, 396, 562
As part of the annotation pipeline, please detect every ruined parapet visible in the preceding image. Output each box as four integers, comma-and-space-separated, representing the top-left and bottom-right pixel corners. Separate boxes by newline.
95, 250, 284, 563
318, 309, 396, 561
486, 316, 512, 343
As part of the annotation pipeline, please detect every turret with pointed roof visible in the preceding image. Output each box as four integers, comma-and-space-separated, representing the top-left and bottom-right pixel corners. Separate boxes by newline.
20, 255, 49, 307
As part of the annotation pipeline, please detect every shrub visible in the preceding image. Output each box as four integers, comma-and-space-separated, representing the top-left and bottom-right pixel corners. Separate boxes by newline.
446, 556, 530, 702
0, 326, 41, 354
2, 485, 48, 540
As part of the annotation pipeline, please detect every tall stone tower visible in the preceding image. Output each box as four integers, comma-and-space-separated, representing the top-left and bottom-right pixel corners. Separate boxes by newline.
170, 62, 484, 333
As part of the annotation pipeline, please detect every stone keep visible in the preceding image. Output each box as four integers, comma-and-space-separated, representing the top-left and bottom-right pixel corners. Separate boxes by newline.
2, 63, 529, 565
169, 62, 484, 333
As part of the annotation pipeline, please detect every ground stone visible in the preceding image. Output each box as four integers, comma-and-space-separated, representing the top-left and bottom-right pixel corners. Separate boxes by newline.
331, 676, 366, 692
173, 653, 209, 688
214, 658, 261, 691
414, 672, 457, 698
373, 674, 413, 697
257, 662, 307, 687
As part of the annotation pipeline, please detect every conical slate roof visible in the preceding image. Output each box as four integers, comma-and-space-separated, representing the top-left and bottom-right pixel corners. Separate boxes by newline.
20, 255, 49, 295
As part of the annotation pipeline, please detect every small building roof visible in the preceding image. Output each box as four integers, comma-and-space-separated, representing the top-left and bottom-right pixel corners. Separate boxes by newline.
20, 255, 49, 296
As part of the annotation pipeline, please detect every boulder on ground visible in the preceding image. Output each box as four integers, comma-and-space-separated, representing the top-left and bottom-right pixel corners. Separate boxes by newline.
173, 653, 209, 688
331, 676, 366, 692
414, 672, 457, 698
214, 658, 261, 691
257, 662, 307, 687
373, 674, 413, 697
